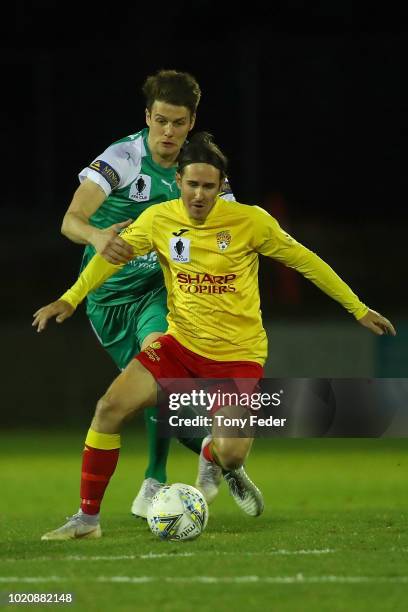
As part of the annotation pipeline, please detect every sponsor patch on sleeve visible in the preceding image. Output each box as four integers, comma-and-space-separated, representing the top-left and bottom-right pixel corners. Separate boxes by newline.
89, 159, 120, 189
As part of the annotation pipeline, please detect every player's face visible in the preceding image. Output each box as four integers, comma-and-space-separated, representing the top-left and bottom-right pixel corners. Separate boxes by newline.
146, 101, 195, 165
177, 164, 223, 221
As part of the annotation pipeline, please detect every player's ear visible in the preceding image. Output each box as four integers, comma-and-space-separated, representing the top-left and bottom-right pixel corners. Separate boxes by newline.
145, 108, 151, 127
218, 172, 225, 192
176, 172, 182, 189
189, 113, 196, 131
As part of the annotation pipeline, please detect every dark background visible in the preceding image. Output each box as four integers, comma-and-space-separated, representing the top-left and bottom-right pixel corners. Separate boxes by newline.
1, 3, 407, 424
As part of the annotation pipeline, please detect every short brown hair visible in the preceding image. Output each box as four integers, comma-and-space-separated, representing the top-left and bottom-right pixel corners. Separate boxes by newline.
143, 69, 201, 117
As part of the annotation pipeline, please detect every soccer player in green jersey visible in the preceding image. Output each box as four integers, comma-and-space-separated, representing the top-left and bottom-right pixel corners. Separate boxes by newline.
34, 133, 395, 540
57, 70, 234, 518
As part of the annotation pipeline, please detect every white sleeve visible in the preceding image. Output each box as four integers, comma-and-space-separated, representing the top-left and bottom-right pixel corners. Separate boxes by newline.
219, 177, 236, 202
78, 140, 142, 197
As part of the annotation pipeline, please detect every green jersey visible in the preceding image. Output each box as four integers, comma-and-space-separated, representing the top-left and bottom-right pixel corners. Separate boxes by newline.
79, 128, 179, 305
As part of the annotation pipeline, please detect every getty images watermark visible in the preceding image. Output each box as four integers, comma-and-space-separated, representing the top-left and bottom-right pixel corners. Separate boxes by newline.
157, 378, 408, 438
157, 381, 288, 437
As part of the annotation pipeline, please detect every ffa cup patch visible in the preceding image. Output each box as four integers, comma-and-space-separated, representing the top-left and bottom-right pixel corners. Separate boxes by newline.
170, 236, 190, 263
216, 230, 231, 251
129, 174, 152, 202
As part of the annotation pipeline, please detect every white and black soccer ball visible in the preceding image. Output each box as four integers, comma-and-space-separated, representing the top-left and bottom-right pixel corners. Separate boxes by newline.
147, 483, 208, 541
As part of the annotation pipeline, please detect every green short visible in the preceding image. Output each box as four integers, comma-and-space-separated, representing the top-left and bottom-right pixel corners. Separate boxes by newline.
86, 286, 168, 370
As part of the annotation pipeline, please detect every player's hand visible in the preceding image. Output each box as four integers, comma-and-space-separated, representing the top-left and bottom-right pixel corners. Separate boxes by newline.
92, 220, 134, 264
32, 300, 75, 333
358, 309, 396, 336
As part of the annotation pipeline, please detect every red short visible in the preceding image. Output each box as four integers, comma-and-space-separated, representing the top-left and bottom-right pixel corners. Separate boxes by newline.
135, 334, 263, 413
136, 334, 263, 379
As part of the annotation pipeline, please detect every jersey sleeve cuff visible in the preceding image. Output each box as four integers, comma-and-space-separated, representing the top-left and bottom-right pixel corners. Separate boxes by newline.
59, 291, 80, 310
353, 304, 370, 320
79, 168, 112, 197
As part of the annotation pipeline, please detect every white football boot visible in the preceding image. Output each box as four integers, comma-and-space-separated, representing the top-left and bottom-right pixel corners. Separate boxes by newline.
195, 435, 223, 504
41, 511, 101, 541
131, 478, 164, 518
224, 466, 264, 517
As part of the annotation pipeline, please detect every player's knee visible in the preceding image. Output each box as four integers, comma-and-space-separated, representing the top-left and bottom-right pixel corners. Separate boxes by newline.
95, 393, 125, 426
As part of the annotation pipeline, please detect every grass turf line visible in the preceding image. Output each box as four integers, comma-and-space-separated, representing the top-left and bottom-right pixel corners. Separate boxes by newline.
0, 431, 407, 611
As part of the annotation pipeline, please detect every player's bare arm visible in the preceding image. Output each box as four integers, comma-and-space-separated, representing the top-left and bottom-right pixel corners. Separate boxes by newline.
61, 178, 134, 265
358, 309, 396, 336
32, 300, 75, 332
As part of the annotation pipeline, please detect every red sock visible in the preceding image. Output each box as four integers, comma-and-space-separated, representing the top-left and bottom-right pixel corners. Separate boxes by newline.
80, 445, 120, 515
203, 441, 216, 463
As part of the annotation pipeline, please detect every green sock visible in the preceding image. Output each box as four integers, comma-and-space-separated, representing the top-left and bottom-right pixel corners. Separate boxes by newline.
143, 407, 170, 483
177, 436, 203, 455
175, 403, 208, 454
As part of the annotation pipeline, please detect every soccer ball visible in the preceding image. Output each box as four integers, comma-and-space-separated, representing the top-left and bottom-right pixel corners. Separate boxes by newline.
147, 483, 208, 541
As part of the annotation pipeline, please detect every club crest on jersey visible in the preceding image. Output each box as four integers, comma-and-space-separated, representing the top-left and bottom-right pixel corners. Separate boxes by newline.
216, 230, 231, 251
129, 174, 152, 202
170, 236, 190, 263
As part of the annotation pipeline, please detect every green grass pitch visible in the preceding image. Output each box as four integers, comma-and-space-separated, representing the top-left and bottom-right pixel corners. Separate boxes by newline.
1, 430, 407, 611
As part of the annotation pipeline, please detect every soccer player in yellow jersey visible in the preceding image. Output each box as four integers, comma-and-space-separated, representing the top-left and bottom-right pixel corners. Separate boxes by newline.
34, 132, 395, 540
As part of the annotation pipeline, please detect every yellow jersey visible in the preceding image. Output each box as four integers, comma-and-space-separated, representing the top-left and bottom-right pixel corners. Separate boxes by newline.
60, 197, 368, 365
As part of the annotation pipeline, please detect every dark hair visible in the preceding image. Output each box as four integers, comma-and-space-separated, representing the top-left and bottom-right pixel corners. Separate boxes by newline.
178, 132, 228, 179
142, 69, 201, 116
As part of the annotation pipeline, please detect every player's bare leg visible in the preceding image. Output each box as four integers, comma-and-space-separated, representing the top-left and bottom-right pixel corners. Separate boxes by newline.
195, 403, 249, 503
196, 407, 264, 516
42, 360, 157, 540
90, 357, 158, 433
213, 437, 253, 470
